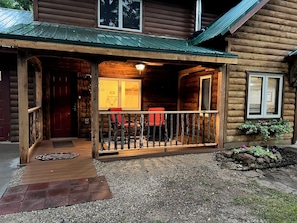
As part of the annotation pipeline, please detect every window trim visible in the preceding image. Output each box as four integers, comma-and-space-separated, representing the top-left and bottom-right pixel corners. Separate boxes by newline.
247, 72, 283, 119
98, 0, 143, 32
199, 75, 212, 111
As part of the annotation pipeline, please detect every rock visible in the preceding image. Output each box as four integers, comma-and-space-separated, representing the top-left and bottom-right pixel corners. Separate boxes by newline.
233, 153, 256, 164
221, 150, 233, 158
256, 158, 265, 164
263, 156, 271, 163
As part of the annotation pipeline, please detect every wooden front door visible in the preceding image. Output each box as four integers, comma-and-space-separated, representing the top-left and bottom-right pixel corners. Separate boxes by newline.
50, 72, 78, 138
0, 71, 10, 141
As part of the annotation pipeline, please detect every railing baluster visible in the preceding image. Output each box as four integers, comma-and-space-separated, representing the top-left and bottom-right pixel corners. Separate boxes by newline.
176, 113, 179, 145
153, 113, 156, 147
197, 113, 201, 144
134, 114, 137, 149
181, 114, 184, 145
140, 114, 144, 148
100, 114, 104, 151
208, 113, 211, 142
108, 114, 112, 150
213, 114, 216, 143
192, 113, 195, 144
186, 113, 190, 144
164, 113, 168, 147
114, 114, 118, 150
120, 114, 125, 149
170, 114, 173, 146
127, 114, 131, 149
202, 113, 205, 143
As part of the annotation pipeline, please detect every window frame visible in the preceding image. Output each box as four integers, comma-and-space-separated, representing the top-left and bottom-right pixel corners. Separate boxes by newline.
199, 75, 212, 111
98, 0, 143, 32
98, 77, 142, 110
246, 72, 283, 119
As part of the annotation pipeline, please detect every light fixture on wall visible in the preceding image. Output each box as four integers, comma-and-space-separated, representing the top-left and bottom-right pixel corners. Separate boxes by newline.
135, 63, 145, 75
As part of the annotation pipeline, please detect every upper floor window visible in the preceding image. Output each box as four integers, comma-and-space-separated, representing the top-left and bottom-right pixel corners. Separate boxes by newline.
98, 0, 142, 32
247, 72, 283, 119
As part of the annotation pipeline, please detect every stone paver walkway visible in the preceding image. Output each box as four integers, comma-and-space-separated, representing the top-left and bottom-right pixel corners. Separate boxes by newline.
0, 176, 112, 215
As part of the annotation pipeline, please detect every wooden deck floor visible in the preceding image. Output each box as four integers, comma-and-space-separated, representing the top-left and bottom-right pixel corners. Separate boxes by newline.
21, 139, 96, 185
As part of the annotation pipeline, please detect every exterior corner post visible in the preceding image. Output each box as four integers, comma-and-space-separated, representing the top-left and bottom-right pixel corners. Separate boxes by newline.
90, 61, 99, 159
17, 51, 29, 164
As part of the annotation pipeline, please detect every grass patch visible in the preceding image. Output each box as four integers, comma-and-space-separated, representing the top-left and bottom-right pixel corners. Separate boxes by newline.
234, 183, 297, 223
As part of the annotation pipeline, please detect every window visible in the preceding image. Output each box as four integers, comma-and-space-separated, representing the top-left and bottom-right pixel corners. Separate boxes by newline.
199, 75, 212, 110
247, 73, 283, 119
98, 0, 142, 32
99, 78, 141, 110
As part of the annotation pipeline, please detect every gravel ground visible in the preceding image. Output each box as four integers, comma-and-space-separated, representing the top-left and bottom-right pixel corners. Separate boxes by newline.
0, 153, 266, 223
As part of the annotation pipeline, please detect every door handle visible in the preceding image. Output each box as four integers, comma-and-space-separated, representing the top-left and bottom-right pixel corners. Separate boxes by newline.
73, 103, 77, 112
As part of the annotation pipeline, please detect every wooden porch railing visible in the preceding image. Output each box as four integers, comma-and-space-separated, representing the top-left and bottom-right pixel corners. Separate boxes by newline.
98, 110, 218, 153
28, 106, 42, 149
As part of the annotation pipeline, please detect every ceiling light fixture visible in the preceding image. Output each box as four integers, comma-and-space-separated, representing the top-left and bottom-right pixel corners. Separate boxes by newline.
135, 63, 145, 75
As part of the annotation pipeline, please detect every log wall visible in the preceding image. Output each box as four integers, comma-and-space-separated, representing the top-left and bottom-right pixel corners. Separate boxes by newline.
180, 70, 218, 111
224, 0, 296, 148
35, 0, 97, 27
34, 0, 222, 39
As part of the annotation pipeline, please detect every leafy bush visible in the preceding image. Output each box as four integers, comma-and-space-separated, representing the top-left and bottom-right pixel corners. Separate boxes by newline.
238, 119, 292, 142
232, 145, 281, 161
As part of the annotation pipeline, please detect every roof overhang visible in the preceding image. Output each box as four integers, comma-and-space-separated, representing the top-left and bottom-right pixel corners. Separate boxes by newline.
0, 38, 237, 64
190, 0, 270, 45
0, 7, 237, 65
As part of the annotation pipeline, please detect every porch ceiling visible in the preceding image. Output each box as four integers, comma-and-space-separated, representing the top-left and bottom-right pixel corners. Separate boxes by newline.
0, 7, 237, 64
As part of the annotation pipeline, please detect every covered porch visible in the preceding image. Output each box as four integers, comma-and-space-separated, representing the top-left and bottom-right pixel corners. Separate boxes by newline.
22, 56, 227, 164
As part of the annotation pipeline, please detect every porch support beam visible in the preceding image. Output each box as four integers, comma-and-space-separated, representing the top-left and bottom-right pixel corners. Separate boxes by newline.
217, 65, 227, 149
35, 62, 43, 141
17, 51, 29, 164
90, 61, 99, 159
0, 39, 238, 65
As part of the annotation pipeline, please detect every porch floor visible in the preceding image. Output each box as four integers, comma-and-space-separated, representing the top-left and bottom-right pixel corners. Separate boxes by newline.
21, 139, 96, 185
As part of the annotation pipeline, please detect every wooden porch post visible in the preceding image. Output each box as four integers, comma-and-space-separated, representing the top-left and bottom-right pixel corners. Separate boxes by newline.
90, 61, 99, 159
36, 67, 43, 141
217, 65, 227, 149
17, 51, 29, 164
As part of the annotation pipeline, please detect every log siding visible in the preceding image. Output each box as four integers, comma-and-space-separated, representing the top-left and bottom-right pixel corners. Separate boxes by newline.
224, 0, 296, 148
34, 0, 223, 39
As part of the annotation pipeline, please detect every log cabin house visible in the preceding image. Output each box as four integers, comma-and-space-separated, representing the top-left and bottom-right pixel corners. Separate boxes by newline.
0, 0, 296, 164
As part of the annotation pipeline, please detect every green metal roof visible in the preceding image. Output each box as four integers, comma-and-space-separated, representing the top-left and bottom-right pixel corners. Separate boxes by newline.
0, 7, 237, 60
190, 0, 267, 45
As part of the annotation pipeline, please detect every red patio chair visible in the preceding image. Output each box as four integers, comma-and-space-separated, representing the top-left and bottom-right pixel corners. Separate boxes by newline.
146, 107, 165, 140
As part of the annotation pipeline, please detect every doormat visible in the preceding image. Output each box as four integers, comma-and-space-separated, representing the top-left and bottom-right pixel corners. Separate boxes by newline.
52, 140, 74, 148
35, 152, 79, 161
